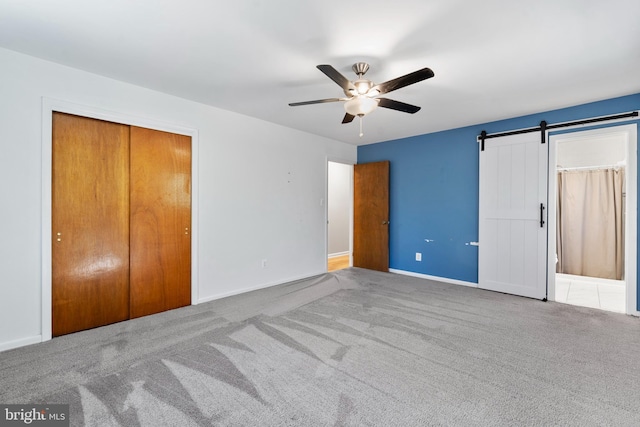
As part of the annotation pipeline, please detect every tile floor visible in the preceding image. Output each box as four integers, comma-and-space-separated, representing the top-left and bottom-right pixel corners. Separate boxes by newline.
555, 273, 625, 313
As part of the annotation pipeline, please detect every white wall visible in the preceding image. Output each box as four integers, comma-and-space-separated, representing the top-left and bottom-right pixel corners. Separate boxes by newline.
557, 133, 626, 168
327, 161, 351, 255
0, 47, 356, 351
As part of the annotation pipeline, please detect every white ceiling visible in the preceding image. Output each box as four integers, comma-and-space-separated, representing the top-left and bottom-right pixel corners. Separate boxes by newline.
1, 0, 639, 145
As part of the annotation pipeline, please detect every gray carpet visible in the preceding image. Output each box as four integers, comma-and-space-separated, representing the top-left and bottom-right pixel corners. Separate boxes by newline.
2, 268, 640, 426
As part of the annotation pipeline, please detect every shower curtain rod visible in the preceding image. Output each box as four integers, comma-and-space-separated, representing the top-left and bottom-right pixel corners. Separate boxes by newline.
557, 164, 625, 171
477, 110, 639, 151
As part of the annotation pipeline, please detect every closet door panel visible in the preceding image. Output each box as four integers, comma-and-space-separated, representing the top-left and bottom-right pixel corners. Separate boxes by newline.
52, 112, 130, 336
129, 127, 192, 318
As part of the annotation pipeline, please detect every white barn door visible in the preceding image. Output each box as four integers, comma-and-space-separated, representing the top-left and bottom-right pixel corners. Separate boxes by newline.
479, 132, 548, 299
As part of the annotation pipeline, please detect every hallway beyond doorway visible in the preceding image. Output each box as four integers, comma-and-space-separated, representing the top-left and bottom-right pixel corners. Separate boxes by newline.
328, 254, 349, 272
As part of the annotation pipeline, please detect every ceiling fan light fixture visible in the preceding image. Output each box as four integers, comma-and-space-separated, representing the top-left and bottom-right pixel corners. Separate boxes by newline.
344, 96, 379, 116
354, 79, 372, 95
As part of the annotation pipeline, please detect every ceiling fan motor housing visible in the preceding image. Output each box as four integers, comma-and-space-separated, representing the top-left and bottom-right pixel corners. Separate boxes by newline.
348, 62, 374, 96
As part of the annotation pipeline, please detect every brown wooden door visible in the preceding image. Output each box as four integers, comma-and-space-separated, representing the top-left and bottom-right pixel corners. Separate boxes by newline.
129, 127, 192, 318
353, 161, 389, 271
52, 113, 131, 336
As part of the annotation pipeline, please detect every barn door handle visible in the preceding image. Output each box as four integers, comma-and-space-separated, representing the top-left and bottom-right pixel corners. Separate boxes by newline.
540, 203, 545, 228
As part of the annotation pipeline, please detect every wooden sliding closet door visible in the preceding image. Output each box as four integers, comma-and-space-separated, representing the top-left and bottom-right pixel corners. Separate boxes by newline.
52, 114, 192, 336
52, 113, 130, 336
129, 127, 192, 318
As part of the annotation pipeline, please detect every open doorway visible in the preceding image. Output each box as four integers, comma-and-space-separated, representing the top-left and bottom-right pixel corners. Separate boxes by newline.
327, 161, 353, 272
548, 124, 637, 314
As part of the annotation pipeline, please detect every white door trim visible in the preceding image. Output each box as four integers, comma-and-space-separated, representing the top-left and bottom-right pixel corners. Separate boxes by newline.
41, 97, 201, 341
547, 123, 638, 315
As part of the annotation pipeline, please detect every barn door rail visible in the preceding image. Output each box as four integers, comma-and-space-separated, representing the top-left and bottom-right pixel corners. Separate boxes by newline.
478, 111, 638, 151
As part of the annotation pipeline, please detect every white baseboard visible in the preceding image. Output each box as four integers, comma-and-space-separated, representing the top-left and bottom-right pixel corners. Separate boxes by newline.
390, 269, 640, 315
328, 251, 350, 259
0, 335, 42, 353
389, 269, 478, 288
197, 271, 327, 305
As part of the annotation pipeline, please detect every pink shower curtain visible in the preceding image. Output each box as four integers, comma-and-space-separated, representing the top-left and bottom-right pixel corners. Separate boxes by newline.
556, 168, 624, 280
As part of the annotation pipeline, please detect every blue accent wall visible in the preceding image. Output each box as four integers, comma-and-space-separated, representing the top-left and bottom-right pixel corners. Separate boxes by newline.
358, 93, 640, 310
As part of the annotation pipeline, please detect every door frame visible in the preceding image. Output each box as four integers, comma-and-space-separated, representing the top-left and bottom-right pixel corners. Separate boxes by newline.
547, 123, 638, 315
325, 157, 355, 271
41, 97, 200, 341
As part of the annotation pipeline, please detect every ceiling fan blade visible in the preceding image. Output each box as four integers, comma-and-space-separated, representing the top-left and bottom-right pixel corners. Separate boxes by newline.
317, 65, 355, 92
289, 98, 343, 106
373, 67, 434, 95
377, 98, 421, 114
342, 113, 355, 124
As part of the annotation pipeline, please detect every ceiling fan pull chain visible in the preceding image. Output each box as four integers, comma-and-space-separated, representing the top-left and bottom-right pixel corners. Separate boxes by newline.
359, 116, 364, 137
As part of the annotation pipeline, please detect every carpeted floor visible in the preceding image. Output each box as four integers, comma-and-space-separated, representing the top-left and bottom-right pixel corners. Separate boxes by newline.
2, 268, 640, 426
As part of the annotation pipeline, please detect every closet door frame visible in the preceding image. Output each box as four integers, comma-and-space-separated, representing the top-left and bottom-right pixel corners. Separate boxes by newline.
41, 98, 200, 342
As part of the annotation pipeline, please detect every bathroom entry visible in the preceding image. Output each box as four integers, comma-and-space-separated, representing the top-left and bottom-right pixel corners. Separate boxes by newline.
548, 124, 637, 314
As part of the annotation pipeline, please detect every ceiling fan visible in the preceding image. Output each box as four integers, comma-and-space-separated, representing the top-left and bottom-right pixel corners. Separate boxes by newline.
289, 62, 435, 136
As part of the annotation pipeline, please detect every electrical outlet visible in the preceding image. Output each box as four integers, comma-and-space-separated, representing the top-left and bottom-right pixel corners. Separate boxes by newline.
415, 253, 422, 261
261, 259, 267, 268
